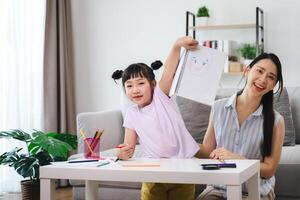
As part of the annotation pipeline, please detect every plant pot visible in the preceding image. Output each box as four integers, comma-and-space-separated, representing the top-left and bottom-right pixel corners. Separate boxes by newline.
197, 17, 209, 26
21, 180, 40, 200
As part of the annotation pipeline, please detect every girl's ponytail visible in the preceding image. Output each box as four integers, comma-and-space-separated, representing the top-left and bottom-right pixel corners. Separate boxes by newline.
112, 70, 123, 81
151, 60, 163, 70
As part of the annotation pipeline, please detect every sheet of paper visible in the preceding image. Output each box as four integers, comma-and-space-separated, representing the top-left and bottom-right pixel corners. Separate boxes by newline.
170, 46, 227, 105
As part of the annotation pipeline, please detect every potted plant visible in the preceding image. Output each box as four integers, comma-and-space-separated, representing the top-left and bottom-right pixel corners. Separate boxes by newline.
0, 129, 77, 200
237, 43, 257, 67
196, 6, 210, 26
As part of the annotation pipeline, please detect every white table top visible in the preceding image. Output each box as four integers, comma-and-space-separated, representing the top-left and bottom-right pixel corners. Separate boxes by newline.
40, 158, 259, 185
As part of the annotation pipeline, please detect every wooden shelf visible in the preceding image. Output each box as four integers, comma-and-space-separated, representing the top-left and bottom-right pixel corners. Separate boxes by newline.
189, 23, 256, 31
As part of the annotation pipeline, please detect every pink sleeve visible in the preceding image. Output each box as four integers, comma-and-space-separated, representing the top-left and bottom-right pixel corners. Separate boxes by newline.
155, 85, 175, 103
123, 107, 135, 130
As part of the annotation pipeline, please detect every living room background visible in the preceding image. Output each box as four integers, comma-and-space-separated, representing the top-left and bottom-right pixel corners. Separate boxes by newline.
70, 0, 300, 115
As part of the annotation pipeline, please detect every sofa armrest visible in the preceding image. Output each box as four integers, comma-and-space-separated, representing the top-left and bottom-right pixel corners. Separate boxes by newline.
77, 109, 124, 153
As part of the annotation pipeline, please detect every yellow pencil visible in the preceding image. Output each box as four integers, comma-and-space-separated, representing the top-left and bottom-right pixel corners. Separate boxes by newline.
79, 128, 94, 155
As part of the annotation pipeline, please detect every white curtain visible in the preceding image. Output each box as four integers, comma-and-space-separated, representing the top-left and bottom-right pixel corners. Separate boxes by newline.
0, 0, 46, 193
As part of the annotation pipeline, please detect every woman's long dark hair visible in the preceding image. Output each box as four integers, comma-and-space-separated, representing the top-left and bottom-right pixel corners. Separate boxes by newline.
240, 53, 283, 159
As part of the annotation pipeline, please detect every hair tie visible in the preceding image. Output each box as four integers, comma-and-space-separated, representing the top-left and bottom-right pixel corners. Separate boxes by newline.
111, 70, 123, 81
151, 60, 163, 70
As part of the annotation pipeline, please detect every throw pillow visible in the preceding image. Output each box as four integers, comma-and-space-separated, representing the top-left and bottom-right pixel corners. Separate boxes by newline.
176, 96, 211, 143
274, 87, 296, 146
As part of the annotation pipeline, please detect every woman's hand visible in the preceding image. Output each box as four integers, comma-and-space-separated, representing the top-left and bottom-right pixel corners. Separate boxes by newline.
209, 148, 245, 160
116, 144, 134, 160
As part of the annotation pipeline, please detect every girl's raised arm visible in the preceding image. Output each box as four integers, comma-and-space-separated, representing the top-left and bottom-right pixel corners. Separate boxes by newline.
159, 36, 198, 96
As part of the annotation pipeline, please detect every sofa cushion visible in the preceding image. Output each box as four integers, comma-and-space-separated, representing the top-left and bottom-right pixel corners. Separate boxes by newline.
279, 145, 300, 164
274, 87, 296, 146
287, 87, 300, 144
176, 96, 210, 143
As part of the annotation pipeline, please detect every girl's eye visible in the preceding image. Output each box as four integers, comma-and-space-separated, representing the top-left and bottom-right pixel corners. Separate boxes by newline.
126, 85, 132, 88
138, 82, 145, 85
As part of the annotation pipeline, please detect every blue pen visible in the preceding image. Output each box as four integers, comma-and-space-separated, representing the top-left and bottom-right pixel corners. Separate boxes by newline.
68, 159, 99, 163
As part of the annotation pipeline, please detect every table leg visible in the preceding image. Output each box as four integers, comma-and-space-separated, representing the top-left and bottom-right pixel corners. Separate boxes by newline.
40, 179, 55, 200
227, 185, 241, 200
247, 172, 260, 200
85, 180, 98, 200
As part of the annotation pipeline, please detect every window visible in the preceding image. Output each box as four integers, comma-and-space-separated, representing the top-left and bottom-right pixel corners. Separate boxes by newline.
0, 0, 46, 193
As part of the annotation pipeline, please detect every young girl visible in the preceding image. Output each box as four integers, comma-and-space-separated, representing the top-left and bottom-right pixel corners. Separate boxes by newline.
196, 53, 285, 200
112, 36, 200, 200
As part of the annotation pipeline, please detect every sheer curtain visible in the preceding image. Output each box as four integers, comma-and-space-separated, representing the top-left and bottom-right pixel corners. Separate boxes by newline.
0, 0, 46, 193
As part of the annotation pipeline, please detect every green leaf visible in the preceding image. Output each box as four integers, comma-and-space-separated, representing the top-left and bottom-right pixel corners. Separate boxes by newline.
47, 132, 77, 149
197, 6, 210, 17
28, 142, 41, 155
0, 130, 32, 143
14, 156, 39, 179
31, 135, 73, 159
33, 151, 52, 166
0, 148, 22, 166
238, 44, 257, 59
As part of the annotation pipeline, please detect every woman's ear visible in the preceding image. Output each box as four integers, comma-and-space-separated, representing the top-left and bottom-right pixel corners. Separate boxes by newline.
243, 66, 250, 77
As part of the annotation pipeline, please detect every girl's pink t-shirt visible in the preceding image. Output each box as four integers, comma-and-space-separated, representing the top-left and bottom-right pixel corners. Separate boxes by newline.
123, 85, 200, 158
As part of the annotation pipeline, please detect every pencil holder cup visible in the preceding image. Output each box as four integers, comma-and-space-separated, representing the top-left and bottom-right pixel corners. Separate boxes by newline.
84, 138, 100, 159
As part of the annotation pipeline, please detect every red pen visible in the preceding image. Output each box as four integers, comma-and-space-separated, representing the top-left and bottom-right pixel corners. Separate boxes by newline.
115, 145, 126, 162
115, 145, 126, 149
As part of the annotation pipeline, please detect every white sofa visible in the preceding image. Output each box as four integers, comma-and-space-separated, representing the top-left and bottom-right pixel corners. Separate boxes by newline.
69, 87, 300, 200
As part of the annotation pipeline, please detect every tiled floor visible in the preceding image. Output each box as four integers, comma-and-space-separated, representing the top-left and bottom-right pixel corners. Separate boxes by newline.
0, 187, 72, 200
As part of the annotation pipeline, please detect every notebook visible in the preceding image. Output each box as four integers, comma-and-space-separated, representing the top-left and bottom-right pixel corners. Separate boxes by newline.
169, 46, 227, 105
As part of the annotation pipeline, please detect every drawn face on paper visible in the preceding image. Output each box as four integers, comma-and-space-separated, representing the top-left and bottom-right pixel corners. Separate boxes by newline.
188, 56, 209, 74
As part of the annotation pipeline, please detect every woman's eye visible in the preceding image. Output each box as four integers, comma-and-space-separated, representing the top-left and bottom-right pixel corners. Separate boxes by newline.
256, 69, 263, 73
268, 76, 276, 81
126, 85, 132, 88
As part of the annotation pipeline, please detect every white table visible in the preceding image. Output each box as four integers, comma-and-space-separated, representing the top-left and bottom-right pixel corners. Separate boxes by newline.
40, 158, 260, 200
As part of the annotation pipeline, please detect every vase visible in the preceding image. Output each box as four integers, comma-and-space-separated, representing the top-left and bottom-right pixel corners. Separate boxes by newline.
21, 180, 40, 200
197, 17, 209, 26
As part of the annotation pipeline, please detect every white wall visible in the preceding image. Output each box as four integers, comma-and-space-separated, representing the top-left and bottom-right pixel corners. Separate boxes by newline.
71, 0, 300, 114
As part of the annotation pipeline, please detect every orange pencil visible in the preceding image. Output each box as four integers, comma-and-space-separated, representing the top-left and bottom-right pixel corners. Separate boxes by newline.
79, 128, 94, 155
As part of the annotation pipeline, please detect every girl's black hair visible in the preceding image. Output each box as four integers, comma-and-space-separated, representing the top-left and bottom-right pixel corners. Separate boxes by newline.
111, 60, 163, 86
238, 53, 283, 159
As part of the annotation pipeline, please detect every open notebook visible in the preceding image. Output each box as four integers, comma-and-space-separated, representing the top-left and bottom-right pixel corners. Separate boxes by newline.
169, 46, 227, 105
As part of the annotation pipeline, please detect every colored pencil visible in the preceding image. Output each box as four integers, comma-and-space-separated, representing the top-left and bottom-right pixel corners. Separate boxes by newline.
80, 128, 94, 155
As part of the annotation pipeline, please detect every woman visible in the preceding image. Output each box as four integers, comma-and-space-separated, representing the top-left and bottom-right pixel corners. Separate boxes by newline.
196, 53, 285, 200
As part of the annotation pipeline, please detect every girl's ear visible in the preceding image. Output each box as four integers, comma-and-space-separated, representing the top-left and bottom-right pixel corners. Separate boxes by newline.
151, 80, 156, 89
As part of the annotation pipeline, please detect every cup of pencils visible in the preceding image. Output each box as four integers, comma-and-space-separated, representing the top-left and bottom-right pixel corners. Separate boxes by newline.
80, 129, 103, 159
